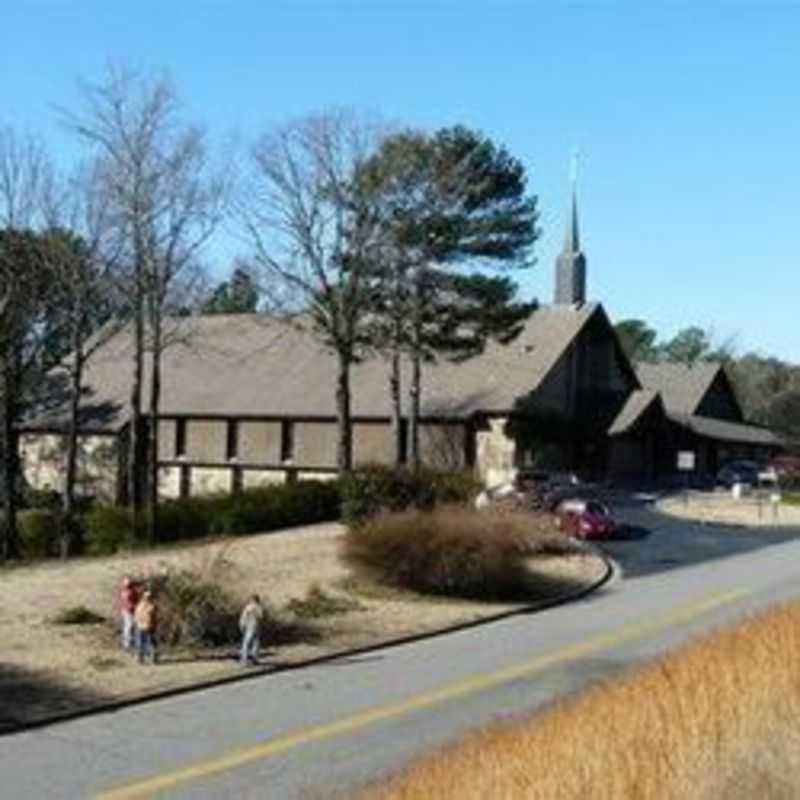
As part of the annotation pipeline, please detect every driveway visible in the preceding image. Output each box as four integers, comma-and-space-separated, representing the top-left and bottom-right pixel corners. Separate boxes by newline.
601, 493, 800, 578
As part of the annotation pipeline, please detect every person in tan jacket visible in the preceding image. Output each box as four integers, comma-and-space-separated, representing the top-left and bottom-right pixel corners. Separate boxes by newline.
134, 590, 158, 665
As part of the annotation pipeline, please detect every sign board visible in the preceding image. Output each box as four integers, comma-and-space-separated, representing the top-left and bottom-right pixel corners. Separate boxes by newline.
677, 451, 696, 471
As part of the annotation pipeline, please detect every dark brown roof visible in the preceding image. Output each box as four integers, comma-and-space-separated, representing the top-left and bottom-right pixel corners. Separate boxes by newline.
636, 361, 722, 416
27, 304, 602, 431
608, 389, 661, 436
673, 414, 782, 447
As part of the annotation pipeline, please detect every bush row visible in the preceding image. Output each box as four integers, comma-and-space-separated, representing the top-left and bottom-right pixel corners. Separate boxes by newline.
4, 479, 340, 559
83, 479, 342, 555
10, 464, 483, 560
339, 463, 481, 525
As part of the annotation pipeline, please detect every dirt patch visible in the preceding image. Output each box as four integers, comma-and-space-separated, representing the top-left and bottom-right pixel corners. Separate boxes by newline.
0, 522, 606, 729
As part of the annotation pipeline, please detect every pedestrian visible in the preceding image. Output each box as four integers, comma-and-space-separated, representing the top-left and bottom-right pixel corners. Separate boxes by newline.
239, 594, 264, 666
134, 589, 159, 665
119, 576, 140, 652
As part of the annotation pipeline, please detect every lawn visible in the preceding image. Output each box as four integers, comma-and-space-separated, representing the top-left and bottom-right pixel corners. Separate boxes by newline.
0, 521, 605, 730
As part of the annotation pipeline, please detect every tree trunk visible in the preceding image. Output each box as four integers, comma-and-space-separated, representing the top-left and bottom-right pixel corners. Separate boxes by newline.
335, 351, 353, 474
1, 354, 20, 561
409, 348, 421, 471
408, 272, 423, 471
389, 351, 403, 466
61, 324, 84, 560
147, 297, 161, 543
128, 286, 144, 516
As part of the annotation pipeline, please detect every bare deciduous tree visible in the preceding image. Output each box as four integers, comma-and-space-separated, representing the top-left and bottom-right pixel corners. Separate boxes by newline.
65, 66, 225, 538
243, 111, 385, 472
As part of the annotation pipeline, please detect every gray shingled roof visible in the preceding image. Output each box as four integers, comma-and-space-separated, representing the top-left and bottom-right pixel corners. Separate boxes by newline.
636, 361, 721, 416
27, 304, 601, 431
608, 389, 661, 436
673, 414, 782, 447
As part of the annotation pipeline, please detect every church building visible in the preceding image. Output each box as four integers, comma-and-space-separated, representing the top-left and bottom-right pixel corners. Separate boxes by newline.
19, 178, 781, 500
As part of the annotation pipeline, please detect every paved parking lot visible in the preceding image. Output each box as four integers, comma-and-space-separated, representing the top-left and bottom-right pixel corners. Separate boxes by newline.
600, 495, 800, 579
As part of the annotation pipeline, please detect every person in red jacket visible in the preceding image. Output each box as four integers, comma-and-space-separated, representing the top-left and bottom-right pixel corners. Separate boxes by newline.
119, 576, 140, 651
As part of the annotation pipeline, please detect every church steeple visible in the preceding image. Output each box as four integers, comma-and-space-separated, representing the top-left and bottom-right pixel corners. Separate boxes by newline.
554, 155, 587, 305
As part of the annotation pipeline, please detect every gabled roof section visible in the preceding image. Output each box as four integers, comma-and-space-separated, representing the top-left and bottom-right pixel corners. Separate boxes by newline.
24, 304, 603, 431
636, 361, 723, 416
673, 414, 782, 447
608, 389, 662, 436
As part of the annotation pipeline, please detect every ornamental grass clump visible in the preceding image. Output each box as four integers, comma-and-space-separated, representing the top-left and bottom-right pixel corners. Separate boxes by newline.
343, 505, 575, 601
356, 603, 800, 800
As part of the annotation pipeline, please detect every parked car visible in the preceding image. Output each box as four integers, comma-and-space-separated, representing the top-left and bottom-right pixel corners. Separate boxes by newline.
716, 460, 760, 489
555, 498, 617, 540
769, 456, 800, 483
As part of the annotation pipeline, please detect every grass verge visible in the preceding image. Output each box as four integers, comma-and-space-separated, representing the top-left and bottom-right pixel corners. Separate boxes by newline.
357, 601, 800, 800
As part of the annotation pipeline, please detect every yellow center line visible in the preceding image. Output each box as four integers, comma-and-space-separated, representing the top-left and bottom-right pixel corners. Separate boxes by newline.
97, 588, 749, 800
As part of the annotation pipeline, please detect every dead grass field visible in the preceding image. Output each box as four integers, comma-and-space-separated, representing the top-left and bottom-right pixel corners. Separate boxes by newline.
357, 601, 800, 800
0, 522, 604, 729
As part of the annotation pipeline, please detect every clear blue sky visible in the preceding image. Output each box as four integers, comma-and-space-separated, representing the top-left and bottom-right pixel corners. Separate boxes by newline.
3, 1, 798, 362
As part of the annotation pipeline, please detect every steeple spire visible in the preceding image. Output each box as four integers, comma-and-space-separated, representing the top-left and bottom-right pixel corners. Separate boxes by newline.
554, 151, 587, 305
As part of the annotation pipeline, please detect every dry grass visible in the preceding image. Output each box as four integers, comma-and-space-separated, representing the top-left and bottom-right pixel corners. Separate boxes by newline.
358, 601, 800, 800
0, 522, 605, 727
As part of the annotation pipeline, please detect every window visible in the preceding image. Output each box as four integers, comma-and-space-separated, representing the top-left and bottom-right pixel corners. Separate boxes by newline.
226, 420, 239, 461
281, 420, 294, 462
398, 419, 408, 464
175, 419, 187, 458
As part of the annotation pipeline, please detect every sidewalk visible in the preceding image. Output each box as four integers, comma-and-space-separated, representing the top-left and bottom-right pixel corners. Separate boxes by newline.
657, 491, 800, 528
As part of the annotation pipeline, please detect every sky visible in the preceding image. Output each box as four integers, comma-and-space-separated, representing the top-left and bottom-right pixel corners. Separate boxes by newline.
2, 1, 799, 362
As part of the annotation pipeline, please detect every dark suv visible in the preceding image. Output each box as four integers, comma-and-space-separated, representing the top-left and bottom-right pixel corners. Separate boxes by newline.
716, 460, 759, 488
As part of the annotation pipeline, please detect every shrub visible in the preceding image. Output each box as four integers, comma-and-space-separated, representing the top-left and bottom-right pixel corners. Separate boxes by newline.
53, 605, 105, 625
147, 569, 243, 647
76, 480, 341, 558
286, 584, 362, 619
133, 567, 322, 649
18, 509, 61, 560
341, 464, 481, 525
87, 656, 124, 671
21, 487, 62, 511
343, 505, 576, 601
155, 497, 222, 543
84, 505, 138, 555
208, 481, 341, 536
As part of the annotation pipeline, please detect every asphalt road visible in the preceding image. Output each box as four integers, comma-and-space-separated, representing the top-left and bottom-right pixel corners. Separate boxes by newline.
4, 503, 800, 800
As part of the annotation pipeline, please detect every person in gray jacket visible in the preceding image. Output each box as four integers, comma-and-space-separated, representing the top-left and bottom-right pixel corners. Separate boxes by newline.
239, 594, 264, 666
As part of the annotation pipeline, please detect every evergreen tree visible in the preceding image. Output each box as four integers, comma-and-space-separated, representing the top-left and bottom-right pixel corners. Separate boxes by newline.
614, 319, 658, 363
357, 126, 539, 466
203, 265, 259, 314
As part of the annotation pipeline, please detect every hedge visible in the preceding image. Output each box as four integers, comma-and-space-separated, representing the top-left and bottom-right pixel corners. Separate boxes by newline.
340, 464, 481, 525
83, 479, 342, 555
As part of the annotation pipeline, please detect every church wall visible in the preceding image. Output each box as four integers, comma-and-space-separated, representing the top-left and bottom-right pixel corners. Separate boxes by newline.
20, 432, 120, 502
185, 420, 227, 462
294, 421, 339, 467
419, 422, 468, 470
696, 373, 743, 422
238, 421, 282, 463
353, 422, 394, 466
476, 417, 516, 487
532, 355, 572, 415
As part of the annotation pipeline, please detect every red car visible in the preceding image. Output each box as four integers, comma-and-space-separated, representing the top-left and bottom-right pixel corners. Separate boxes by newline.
556, 498, 617, 540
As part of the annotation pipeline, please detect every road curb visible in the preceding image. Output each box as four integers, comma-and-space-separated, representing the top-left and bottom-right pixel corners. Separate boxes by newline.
2, 547, 613, 737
